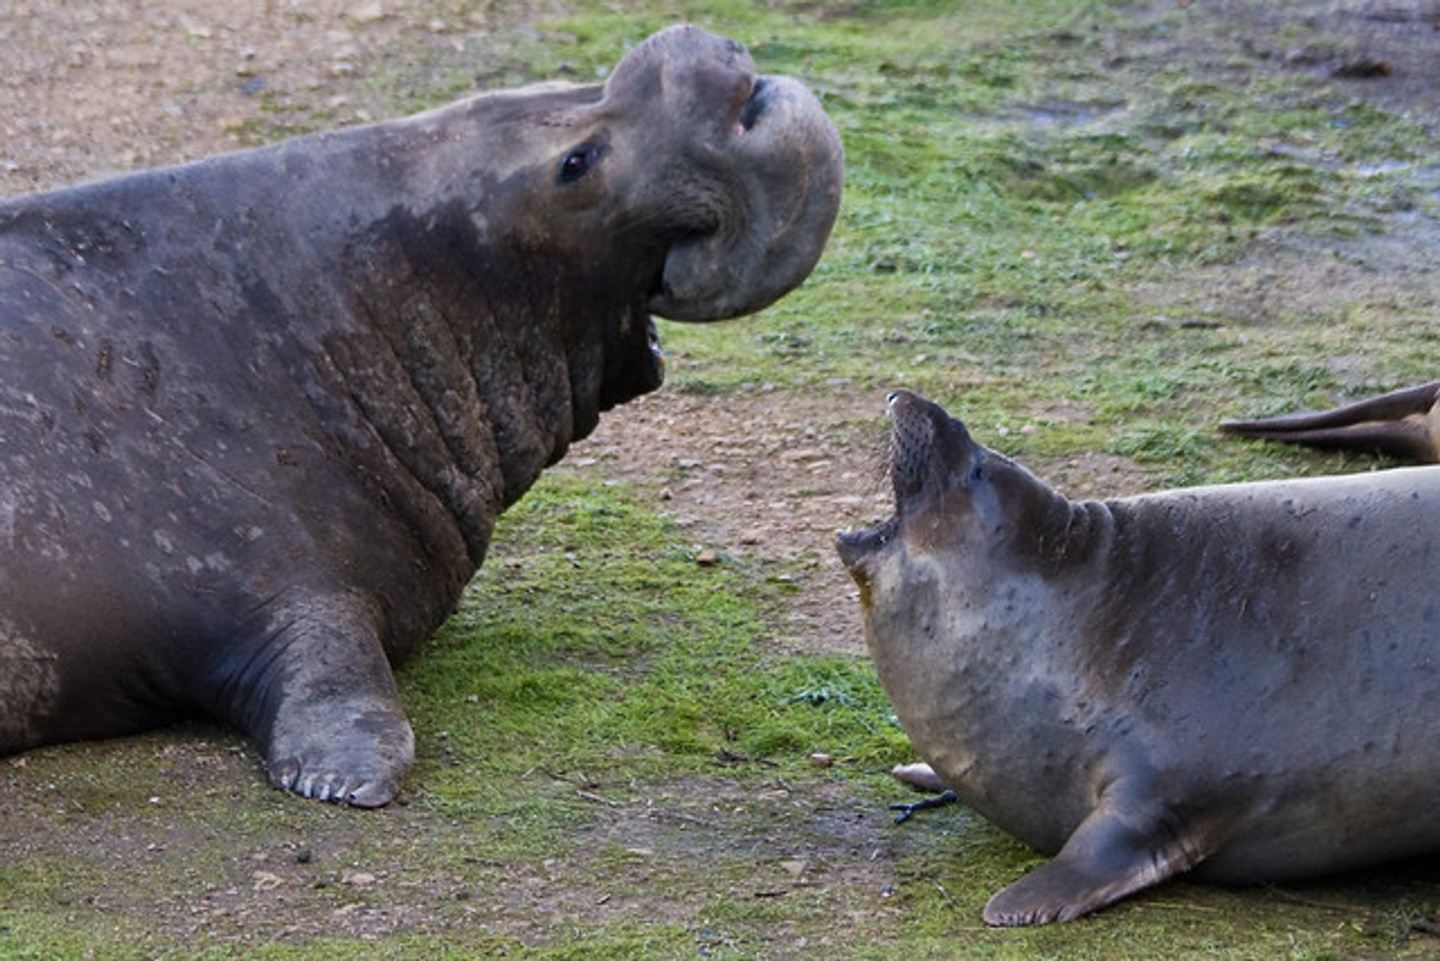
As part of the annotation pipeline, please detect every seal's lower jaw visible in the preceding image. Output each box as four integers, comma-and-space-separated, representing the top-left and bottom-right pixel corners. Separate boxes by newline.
835, 515, 898, 575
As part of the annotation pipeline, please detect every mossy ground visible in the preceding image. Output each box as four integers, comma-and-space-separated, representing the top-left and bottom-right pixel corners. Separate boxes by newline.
3, 0, 1440, 958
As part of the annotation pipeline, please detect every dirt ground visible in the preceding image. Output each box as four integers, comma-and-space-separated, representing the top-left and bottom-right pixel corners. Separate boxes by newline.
2, 0, 1440, 953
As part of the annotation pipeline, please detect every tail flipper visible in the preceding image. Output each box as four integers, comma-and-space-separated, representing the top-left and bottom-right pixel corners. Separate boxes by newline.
1220, 381, 1440, 463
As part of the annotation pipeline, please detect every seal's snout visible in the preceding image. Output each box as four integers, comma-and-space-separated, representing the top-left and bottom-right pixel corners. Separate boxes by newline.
889, 391, 937, 502
885, 390, 986, 512
635, 26, 843, 323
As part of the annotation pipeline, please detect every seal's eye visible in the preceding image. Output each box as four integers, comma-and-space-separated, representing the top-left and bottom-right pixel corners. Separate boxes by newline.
970, 463, 986, 483
558, 143, 603, 185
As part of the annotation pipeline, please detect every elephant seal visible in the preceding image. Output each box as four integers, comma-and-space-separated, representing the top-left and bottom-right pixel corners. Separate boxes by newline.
1222, 380, 1440, 463
837, 390, 1440, 925
0, 26, 843, 806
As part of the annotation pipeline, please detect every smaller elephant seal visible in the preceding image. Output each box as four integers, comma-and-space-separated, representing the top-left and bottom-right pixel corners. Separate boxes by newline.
837, 390, 1440, 926
1221, 380, 1440, 463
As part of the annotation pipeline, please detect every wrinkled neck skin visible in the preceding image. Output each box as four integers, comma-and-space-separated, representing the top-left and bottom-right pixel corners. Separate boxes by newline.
0, 89, 666, 657
267, 94, 662, 559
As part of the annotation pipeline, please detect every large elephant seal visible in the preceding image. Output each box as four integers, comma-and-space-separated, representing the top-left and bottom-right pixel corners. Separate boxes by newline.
0, 26, 842, 807
837, 390, 1440, 926
1222, 380, 1440, 463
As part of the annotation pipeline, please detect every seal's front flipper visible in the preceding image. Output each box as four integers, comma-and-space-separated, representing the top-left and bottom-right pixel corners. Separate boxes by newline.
210, 592, 414, 808
891, 761, 947, 793
1220, 381, 1440, 463
982, 790, 1211, 926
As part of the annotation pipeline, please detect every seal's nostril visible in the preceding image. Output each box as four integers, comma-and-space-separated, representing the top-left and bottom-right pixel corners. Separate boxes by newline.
738, 77, 769, 131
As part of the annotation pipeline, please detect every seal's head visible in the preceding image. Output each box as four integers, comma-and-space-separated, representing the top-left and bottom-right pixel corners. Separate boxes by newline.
453, 24, 843, 408
472, 25, 843, 324
836, 390, 1054, 606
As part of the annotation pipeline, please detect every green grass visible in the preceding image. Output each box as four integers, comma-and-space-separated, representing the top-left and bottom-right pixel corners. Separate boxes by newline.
402, 475, 907, 829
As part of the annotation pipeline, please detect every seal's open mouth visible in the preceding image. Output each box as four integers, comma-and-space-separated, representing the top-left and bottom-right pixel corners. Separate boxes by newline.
835, 391, 910, 570
836, 391, 924, 571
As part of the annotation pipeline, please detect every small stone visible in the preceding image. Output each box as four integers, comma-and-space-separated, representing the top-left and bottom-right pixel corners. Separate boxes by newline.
808, 752, 834, 768
780, 859, 808, 876
695, 549, 718, 567
345, 1, 386, 24
295, 848, 313, 864
252, 871, 283, 892
1331, 56, 1391, 79
342, 871, 377, 886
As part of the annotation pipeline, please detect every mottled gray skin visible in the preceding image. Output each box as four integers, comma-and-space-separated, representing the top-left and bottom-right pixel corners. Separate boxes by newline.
838, 390, 1440, 925
1222, 380, 1440, 463
0, 26, 842, 807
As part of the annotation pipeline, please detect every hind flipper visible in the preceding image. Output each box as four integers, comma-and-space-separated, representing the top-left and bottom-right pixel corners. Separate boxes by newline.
1220, 381, 1440, 463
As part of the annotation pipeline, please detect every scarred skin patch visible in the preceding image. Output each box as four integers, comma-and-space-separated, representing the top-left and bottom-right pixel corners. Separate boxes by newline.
0, 621, 60, 753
